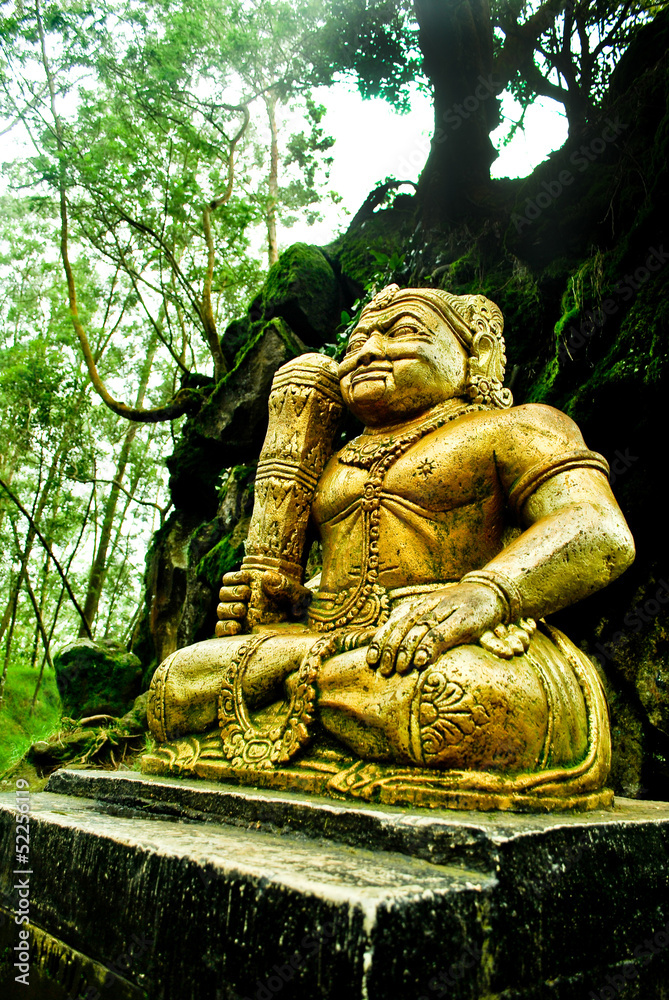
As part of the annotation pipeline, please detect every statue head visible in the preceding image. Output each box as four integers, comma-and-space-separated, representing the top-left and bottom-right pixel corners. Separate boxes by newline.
338, 284, 512, 426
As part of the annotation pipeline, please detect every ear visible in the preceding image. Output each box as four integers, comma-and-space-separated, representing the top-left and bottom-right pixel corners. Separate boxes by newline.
466, 331, 513, 408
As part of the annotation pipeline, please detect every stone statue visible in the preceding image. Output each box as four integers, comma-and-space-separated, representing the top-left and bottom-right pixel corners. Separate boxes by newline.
144, 284, 635, 810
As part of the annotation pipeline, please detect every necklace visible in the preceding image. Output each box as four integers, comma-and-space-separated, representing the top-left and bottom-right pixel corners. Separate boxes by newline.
338, 398, 480, 468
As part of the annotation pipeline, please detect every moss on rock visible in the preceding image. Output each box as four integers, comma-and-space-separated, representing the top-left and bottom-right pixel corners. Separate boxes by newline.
54, 640, 143, 720
259, 243, 346, 347
196, 516, 250, 589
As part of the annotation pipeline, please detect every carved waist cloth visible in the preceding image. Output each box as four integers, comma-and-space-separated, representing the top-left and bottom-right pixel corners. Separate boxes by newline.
308, 579, 455, 631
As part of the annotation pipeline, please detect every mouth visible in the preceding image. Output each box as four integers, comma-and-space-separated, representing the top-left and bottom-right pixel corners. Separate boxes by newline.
350, 365, 392, 386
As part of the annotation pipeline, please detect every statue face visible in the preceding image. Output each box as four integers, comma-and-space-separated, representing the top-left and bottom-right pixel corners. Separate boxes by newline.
337, 306, 468, 426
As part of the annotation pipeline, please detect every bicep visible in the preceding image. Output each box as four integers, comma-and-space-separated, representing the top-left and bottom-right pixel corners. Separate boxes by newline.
521, 467, 623, 527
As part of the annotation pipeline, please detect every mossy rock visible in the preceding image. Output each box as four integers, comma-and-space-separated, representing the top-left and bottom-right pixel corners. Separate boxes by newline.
330, 204, 414, 288
260, 243, 345, 346
168, 317, 305, 516
197, 516, 250, 589
54, 639, 143, 720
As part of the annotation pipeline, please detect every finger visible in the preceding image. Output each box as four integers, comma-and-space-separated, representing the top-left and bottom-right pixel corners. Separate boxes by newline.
261, 571, 308, 599
262, 571, 312, 616
217, 602, 247, 620
394, 622, 432, 675
479, 630, 514, 659
215, 620, 242, 637
367, 594, 443, 670
413, 613, 472, 668
222, 570, 251, 586
506, 624, 530, 654
367, 606, 416, 665
378, 600, 445, 674
505, 633, 525, 656
219, 585, 251, 603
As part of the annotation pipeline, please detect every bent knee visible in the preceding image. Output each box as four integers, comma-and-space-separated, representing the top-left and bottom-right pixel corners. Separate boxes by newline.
410, 645, 549, 771
147, 638, 241, 740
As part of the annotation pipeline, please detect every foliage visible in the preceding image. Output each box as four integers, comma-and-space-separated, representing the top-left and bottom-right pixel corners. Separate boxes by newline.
0, 0, 343, 421
312, 0, 424, 111
0, 661, 61, 775
0, 194, 173, 708
492, 0, 659, 134
0, 0, 351, 707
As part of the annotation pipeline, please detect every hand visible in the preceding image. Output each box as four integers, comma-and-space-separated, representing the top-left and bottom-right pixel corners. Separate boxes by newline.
215, 569, 312, 636
366, 582, 512, 676
478, 621, 534, 660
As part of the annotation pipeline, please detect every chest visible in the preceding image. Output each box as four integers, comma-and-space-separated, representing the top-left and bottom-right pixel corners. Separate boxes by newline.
312, 425, 498, 527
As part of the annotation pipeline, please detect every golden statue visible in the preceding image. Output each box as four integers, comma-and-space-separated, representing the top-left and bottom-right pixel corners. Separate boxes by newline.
143, 284, 635, 811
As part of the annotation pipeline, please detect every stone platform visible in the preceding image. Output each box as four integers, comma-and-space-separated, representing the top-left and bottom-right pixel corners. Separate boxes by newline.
1, 770, 669, 1000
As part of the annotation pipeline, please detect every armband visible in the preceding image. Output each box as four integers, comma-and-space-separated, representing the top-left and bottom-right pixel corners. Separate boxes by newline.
507, 449, 609, 520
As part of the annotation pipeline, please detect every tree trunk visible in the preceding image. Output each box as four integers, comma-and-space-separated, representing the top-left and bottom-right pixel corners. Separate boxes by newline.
77, 431, 137, 637
264, 89, 280, 266
0, 455, 62, 646
78, 335, 157, 637
0, 573, 19, 711
414, 0, 499, 225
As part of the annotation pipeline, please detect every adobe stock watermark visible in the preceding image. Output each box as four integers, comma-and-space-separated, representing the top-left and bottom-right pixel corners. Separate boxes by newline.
416, 940, 482, 998
13, 777, 31, 987
397, 73, 501, 177
589, 917, 669, 999
558, 245, 669, 363
512, 117, 629, 233
590, 579, 669, 670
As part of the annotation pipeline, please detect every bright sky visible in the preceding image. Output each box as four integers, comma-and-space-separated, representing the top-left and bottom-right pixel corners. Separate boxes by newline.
285, 83, 569, 247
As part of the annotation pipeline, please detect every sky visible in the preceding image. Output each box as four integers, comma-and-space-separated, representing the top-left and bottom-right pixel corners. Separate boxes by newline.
284, 83, 569, 247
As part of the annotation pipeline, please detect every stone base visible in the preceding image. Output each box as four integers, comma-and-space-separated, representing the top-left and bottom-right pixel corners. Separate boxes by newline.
1, 769, 668, 1000
141, 729, 614, 813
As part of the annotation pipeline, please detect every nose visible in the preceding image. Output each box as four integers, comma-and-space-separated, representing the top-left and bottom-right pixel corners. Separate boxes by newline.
357, 332, 387, 366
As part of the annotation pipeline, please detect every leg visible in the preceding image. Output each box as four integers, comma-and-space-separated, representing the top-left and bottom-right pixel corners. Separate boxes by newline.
315, 627, 589, 773
147, 630, 314, 741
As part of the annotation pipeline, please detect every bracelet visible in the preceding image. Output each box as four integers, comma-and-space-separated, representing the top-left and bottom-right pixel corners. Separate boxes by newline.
460, 570, 523, 625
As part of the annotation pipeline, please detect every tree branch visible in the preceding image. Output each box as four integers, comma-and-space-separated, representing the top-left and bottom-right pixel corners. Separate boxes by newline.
71, 477, 170, 519
0, 477, 93, 640
201, 103, 249, 381
60, 193, 202, 422
32, 0, 201, 425
494, 0, 568, 91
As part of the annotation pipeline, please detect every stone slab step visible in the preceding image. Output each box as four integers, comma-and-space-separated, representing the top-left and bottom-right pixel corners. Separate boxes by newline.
1, 772, 668, 999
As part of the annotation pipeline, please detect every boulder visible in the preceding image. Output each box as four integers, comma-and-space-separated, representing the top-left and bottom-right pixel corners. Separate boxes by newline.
54, 639, 143, 720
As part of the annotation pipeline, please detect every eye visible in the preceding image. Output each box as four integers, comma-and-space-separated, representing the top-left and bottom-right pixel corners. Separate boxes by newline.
346, 336, 367, 354
389, 324, 432, 342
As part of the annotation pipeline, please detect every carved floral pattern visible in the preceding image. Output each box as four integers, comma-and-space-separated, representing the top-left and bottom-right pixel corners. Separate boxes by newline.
416, 671, 490, 762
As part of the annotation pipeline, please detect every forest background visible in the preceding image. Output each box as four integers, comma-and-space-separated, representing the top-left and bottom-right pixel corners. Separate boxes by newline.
0, 0, 667, 798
